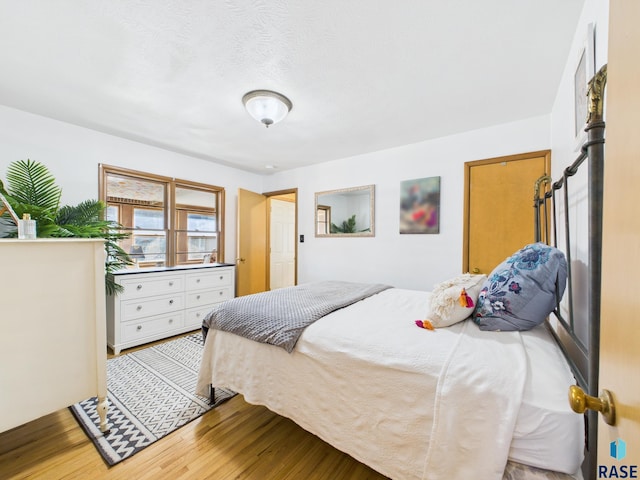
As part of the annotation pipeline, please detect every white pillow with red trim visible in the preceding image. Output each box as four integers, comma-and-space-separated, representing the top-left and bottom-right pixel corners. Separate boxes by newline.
417, 273, 487, 329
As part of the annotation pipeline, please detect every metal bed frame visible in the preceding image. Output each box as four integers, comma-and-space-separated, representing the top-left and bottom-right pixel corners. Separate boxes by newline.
533, 65, 608, 480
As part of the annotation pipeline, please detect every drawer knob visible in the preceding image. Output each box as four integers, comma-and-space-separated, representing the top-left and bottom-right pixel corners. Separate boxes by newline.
136, 325, 142, 331
169, 318, 173, 324
137, 284, 143, 290
197, 278, 201, 283
136, 305, 142, 311
169, 299, 174, 305
196, 312, 201, 317
219, 291, 223, 295
169, 281, 174, 286
219, 276, 223, 280
197, 295, 201, 300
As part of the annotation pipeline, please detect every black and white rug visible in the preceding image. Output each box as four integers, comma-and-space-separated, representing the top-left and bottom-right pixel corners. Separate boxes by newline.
70, 333, 235, 466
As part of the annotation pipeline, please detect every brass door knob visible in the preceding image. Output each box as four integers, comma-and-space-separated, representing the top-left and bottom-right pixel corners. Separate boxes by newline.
568, 385, 616, 426
472, 267, 480, 273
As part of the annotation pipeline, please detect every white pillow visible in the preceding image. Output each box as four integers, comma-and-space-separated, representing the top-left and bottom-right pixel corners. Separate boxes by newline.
424, 273, 487, 328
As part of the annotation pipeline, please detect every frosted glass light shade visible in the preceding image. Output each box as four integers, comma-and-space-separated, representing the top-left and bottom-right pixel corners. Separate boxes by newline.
242, 90, 292, 127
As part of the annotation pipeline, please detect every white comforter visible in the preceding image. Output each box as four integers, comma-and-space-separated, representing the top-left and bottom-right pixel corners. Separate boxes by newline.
196, 288, 578, 480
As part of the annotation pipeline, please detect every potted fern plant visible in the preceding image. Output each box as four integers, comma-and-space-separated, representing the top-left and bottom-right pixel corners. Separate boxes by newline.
0, 159, 131, 294
330, 214, 371, 234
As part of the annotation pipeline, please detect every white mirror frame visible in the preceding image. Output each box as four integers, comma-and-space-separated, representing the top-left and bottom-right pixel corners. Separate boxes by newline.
315, 184, 375, 237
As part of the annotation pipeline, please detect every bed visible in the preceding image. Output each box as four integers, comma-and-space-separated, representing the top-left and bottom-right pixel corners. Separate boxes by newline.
196, 65, 608, 480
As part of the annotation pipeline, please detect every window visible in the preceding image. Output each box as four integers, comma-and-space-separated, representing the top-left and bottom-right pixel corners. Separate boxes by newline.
99, 165, 225, 268
316, 205, 331, 235
175, 186, 219, 263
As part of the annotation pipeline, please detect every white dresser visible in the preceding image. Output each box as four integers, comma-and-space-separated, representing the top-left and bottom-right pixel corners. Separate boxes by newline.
0, 239, 108, 433
107, 264, 235, 354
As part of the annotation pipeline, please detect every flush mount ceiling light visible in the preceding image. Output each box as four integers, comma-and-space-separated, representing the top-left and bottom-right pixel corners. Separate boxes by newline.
242, 90, 292, 128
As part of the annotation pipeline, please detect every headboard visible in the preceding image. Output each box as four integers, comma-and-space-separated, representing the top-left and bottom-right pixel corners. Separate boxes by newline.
533, 64, 607, 480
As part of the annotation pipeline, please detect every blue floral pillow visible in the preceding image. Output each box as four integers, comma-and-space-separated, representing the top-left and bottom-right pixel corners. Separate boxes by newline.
473, 243, 567, 331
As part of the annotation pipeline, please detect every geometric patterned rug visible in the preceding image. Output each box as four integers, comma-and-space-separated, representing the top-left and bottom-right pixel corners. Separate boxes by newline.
69, 333, 235, 466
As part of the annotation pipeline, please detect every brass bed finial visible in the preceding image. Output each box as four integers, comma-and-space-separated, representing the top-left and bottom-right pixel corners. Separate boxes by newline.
587, 64, 608, 124
533, 175, 552, 201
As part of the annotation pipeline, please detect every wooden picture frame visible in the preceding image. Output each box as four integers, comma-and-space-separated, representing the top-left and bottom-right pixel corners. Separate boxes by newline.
573, 23, 595, 149
0, 191, 19, 224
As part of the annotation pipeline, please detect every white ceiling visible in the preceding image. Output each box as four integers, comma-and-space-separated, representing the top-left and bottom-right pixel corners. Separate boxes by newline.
0, 1, 585, 174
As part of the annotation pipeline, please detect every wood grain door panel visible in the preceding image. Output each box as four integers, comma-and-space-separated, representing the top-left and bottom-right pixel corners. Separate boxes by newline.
464, 151, 551, 274
237, 188, 267, 296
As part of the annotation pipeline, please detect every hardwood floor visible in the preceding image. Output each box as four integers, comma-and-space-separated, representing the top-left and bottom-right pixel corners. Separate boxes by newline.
0, 336, 389, 480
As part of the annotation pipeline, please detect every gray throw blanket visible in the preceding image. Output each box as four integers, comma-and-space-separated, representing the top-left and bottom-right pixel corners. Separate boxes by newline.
203, 281, 392, 352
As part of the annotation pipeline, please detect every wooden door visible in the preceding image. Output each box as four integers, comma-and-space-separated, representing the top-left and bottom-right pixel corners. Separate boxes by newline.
597, 1, 640, 470
269, 198, 296, 290
464, 151, 551, 274
236, 188, 267, 296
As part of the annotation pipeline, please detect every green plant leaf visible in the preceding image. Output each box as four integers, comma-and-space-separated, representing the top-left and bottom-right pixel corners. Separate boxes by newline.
6, 159, 61, 212
2, 160, 131, 294
331, 214, 358, 233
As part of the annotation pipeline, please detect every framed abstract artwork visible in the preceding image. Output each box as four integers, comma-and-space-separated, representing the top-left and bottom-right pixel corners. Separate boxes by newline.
400, 176, 440, 234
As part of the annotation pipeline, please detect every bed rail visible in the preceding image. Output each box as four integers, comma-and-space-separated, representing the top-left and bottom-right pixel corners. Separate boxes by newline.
533, 64, 607, 480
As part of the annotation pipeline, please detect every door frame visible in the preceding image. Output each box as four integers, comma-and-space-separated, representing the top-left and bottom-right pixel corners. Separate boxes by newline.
264, 188, 298, 289
462, 150, 551, 273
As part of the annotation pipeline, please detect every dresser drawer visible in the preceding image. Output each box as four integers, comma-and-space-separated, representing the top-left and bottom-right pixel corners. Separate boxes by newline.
185, 305, 214, 329
121, 312, 185, 342
185, 287, 233, 308
118, 273, 184, 299
185, 269, 233, 291
120, 294, 184, 321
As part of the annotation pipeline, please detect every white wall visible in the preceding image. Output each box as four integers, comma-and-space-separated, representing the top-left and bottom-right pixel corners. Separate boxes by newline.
0, 0, 608, 293
0, 104, 264, 263
550, 0, 609, 171
263, 0, 611, 293
265, 115, 551, 290
548, 0, 609, 339
550, 0, 609, 253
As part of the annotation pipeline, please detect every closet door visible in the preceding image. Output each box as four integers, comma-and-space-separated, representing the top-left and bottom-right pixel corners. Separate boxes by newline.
463, 150, 551, 274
